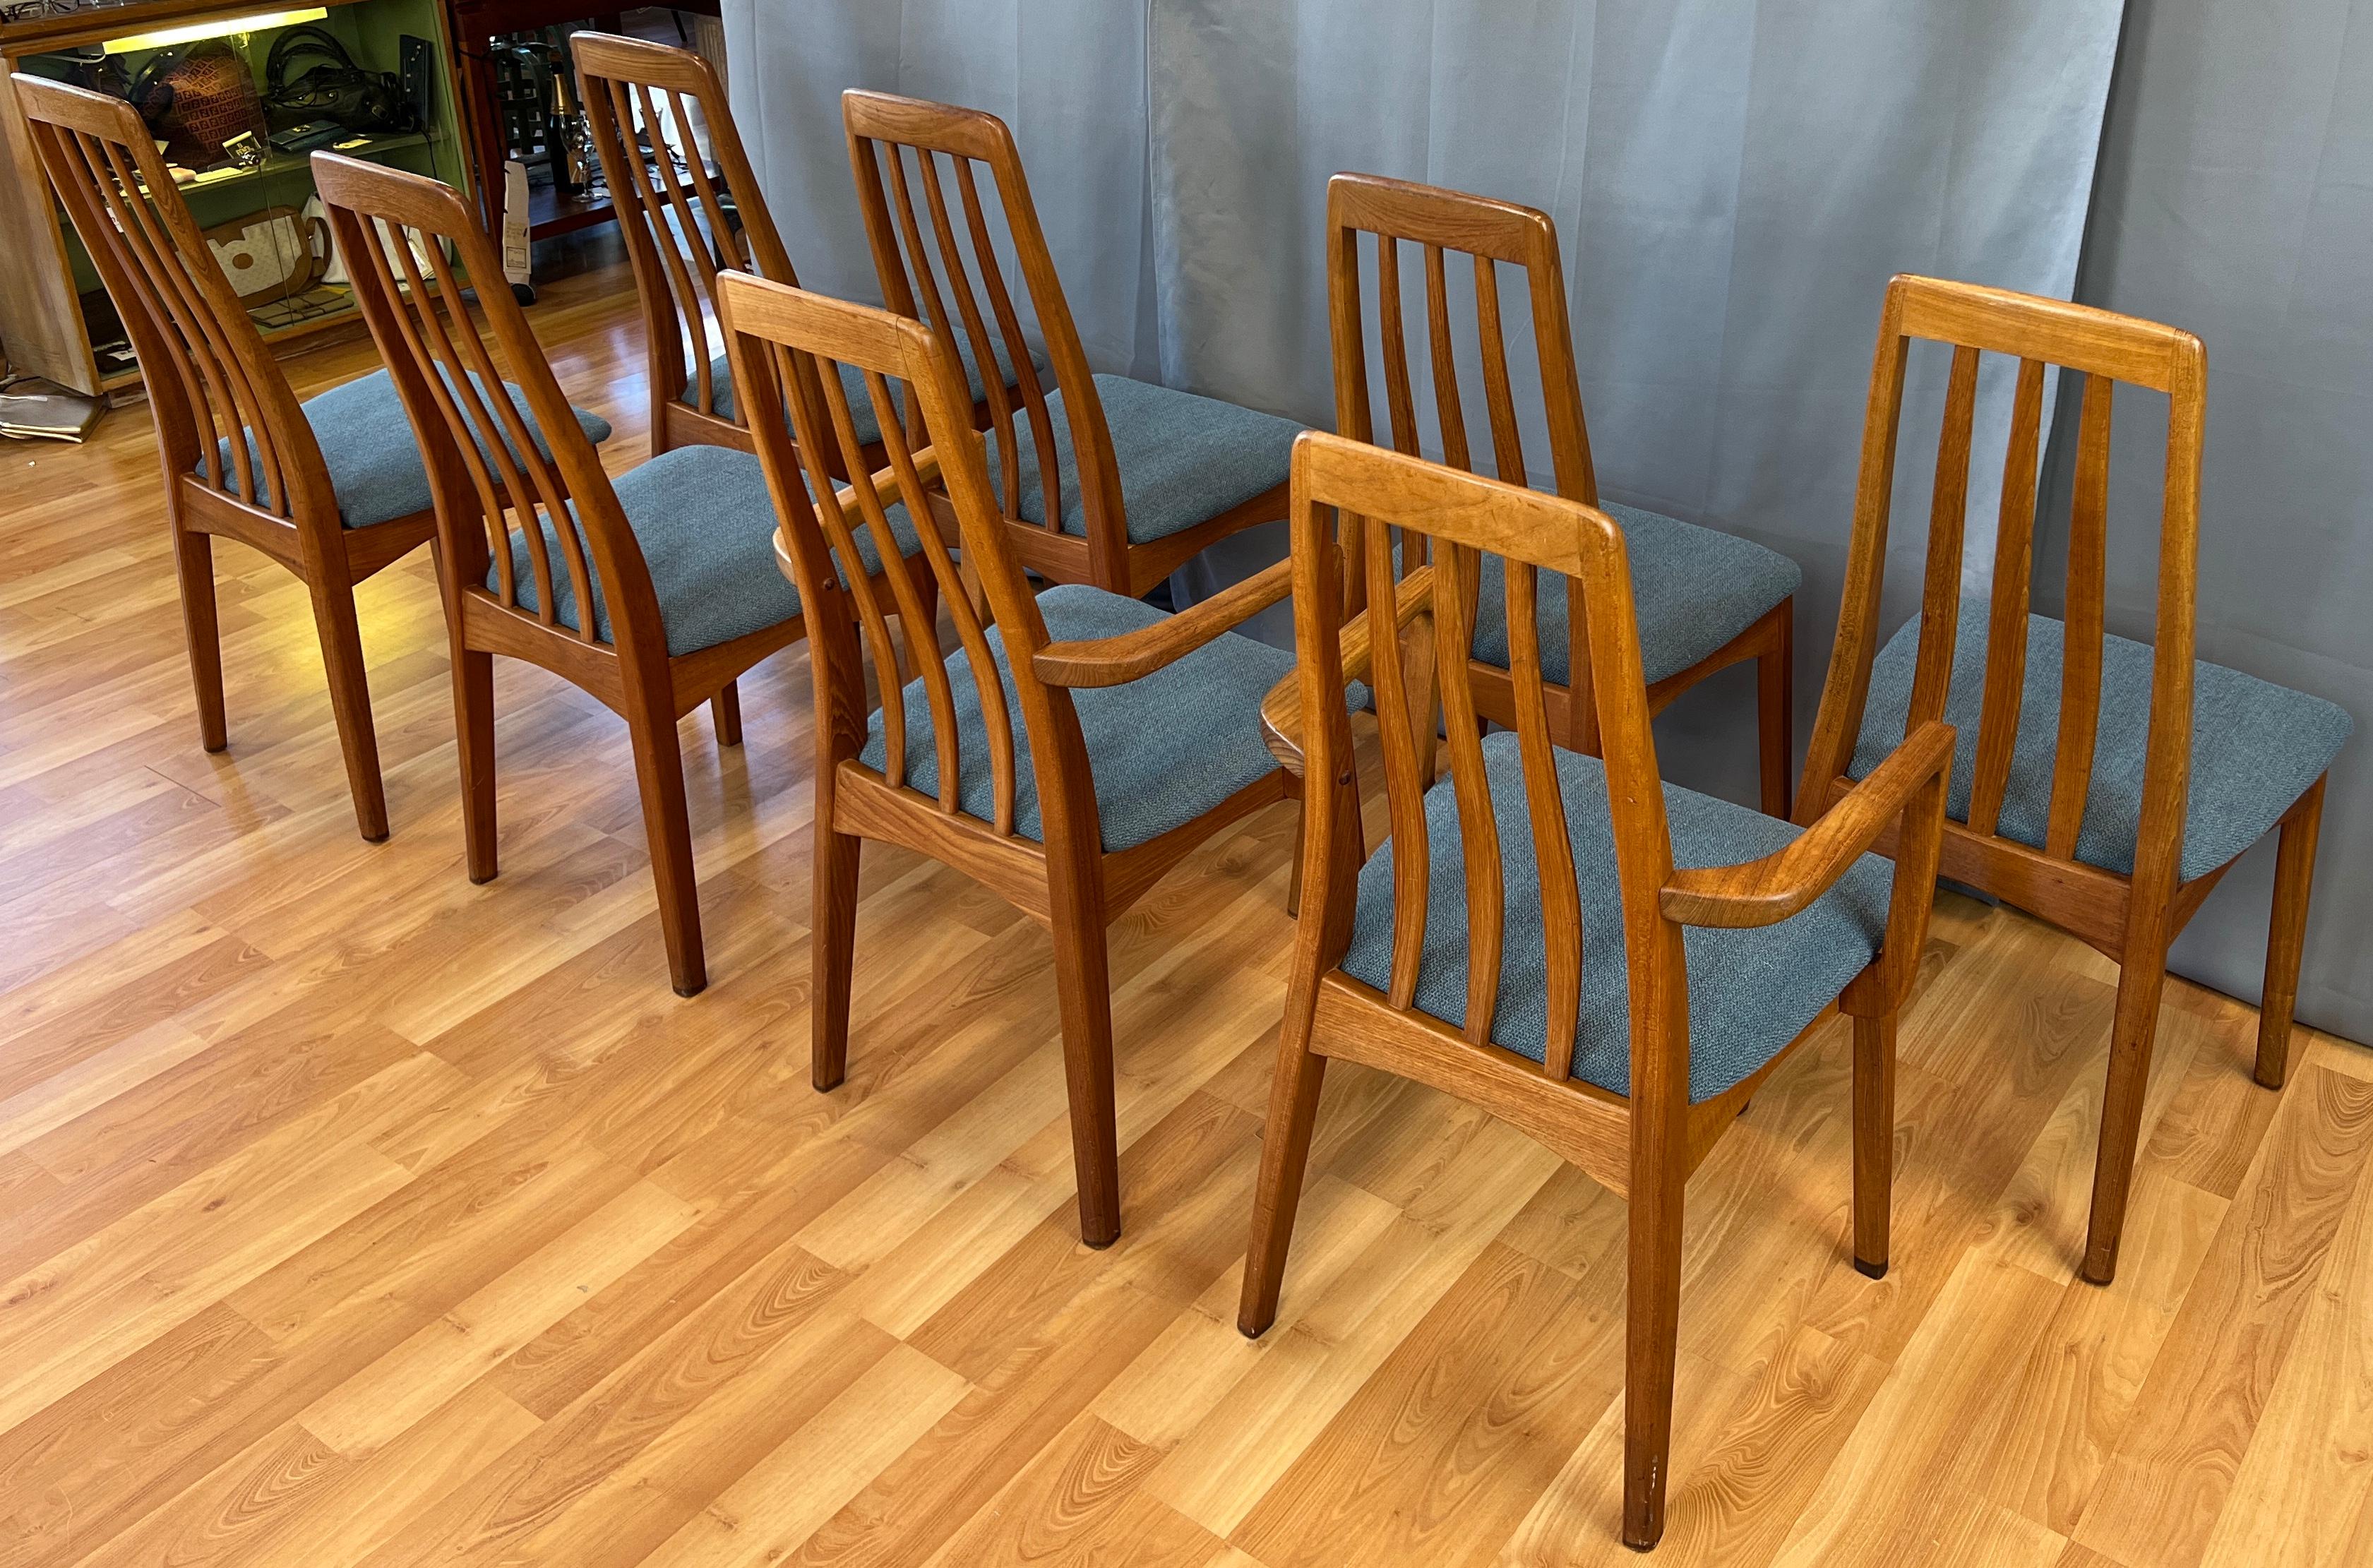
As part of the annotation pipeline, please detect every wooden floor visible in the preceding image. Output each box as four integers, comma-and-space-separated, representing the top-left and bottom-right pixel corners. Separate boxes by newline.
3, 257, 2370, 1568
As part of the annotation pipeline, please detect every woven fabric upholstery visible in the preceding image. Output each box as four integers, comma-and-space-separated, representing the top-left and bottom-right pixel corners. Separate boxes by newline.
1467, 501, 1801, 686
493, 445, 919, 658
1339, 734, 1893, 1103
981, 374, 1305, 544
205, 368, 614, 530
1851, 596, 2352, 882
859, 583, 1293, 852
693, 333, 1033, 443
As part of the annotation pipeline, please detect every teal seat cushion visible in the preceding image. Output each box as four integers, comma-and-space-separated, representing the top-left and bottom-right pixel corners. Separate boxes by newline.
1339, 734, 1892, 1103
204, 368, 612, 531
1851, 596, 2351, 883
492, 445, 920, 659
693, 333, 1035, 447
859, 582, 1293, 852
981, 374, 1305, 545
1467, 502, 1800, 686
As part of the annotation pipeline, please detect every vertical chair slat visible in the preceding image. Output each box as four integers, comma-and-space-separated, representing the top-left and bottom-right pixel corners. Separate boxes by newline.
1968, 356, 2047, 836
1375, 237, 1421, 458
1364, 518, 1431, 1008
1421, 244, 1472, 473
1505, 556, 1581, 1078
801, 356, 915, 787
1907, 344, 1981, 728
854, 364, 963, 806
2049, 371, 2115, 859
1433, 540, 1503, 1046
625, 81, 717, 416
1472, 256, 1526, 486
954, 159, 1065, 537
912, 152, 1026, 525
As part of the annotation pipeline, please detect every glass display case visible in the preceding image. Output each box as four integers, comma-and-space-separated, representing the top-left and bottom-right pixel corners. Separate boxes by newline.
0, 0, 469, 394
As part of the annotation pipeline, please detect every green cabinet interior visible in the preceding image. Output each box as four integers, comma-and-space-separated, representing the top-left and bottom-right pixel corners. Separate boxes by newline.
1, 0, 469, 395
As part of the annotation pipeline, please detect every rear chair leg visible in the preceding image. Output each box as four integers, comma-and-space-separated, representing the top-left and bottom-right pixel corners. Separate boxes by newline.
1049, 855, 1121, 1248
2083, 919, 2172, 1286
626, 690, 707, 996
307, 570, 390, 843
2254, 774, 2326, 1090
712, 680, 743, 746
1238, 1015, 1328, 1336
811, 820, 861, 1091
173, 522, 228, 753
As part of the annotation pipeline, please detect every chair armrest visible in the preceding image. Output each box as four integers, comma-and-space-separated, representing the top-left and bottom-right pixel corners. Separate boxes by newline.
1660, 721, 1956, 928
1259, 565, 1437, 777
1032, 557, 1293, 689
835, 443, 939, 517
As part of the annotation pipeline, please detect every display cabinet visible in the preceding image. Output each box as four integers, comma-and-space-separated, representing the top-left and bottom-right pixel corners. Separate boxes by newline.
0, 0, 469, 395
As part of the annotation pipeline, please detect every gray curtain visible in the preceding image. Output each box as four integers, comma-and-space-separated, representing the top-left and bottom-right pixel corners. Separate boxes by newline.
2050, 0, 2373, 1040
722, 1, 2369, 1043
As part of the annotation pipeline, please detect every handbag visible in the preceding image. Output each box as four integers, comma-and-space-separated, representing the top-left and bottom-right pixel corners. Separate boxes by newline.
203, 206, 328, 301
128, 40, 269, 168
263, 25, 412, 134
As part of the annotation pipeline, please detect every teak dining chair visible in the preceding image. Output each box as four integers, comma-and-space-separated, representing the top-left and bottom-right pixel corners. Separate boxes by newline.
313, 153, 890, 996
842, 90, 1308, 599
1240, 432, 1952, 1550
1798, 275, 2353, 1285
11, 73, 609, 842
715, 268, 1303, 1245
573, 35, 1038, 472
1328, 173, 1803, 815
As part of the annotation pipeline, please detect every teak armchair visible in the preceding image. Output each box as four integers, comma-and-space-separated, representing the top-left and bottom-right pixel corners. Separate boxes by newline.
715, 269, 1303, 1245
1799, 275, 2353, 1285
11, 75, 605, 842
842, 90, 1308, 599
313, 153, 863, 996
1327, 173, 1803, 815
1239, 432, 1951, 1550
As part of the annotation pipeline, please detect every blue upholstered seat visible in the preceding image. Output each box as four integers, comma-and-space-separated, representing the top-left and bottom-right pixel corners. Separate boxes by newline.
1339, 734, 1893, 1103
205, 368, 613, 531
1468, 501, 1802, 686
693, 334, 1035, 446
981, 374, 1306, 545
1851, 597, 2351, 884
859, 582, 1294, 852
494, 445, 921, 658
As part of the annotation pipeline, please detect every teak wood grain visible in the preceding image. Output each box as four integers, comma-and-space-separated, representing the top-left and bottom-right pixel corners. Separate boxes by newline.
1238, 432, 1952, 1549
714, 272, 1294, 1247
11, 73, 438, 844
1, 252, 2369, 1565
309, 152, 822, 998
1325, 172, 1797, 818
1796, 273, 2339, 1286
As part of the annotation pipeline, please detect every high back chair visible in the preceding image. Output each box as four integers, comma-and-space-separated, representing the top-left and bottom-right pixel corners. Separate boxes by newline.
311, 153, 886, 995
1328, 173, 1803, 815
1798, 275, 2353, 1285
842, 90, 1308, 599
1238, 432, 1952, 1550
11, 74, 608, 843
716, 269, 1305, 1246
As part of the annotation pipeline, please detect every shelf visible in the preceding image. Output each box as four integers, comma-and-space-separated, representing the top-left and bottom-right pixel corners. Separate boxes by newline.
169, 130, 431, 192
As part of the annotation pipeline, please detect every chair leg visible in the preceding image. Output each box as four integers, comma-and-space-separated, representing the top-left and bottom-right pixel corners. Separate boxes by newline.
1049, 858, 1122, 1248
811, 820, 861, 1091
1623, 1157, 1686, 1550
1238, 1008, 1329, 1337
1852, 1010, 1896, 1279
2255, 774, 2326, 1091
711, 680, 743, 747
306, 570, 389, 843
2082, 919, 2171, 1286
1757, 599, 1794, 818
453, 647, 498, 884
626, 693, 707, 997
172, 520, 227, 753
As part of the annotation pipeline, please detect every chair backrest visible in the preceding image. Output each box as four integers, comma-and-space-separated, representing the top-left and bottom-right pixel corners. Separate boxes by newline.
1288, 429, 1678, 1094
1327, 172, 1598, 698
715, 268, 1094, 846
572, 32, 793, 431
309, 153, 664, 664
12, 73, 327, 521
840, 92, 1120, 561
1798, 275, 2206, 894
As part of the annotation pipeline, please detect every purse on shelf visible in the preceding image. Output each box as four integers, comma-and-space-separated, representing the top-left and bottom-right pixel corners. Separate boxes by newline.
263, 25, 414, 135
203, 205, 329, 302
128, 40, 270, 168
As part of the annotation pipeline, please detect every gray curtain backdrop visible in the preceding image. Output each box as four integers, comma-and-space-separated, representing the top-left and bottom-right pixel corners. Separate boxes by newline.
722, 1, 2369, 1044
2050, 0, 2373, 1040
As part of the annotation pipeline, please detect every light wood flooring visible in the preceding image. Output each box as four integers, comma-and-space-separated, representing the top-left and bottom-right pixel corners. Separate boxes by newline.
1, 256, 2370, 1568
